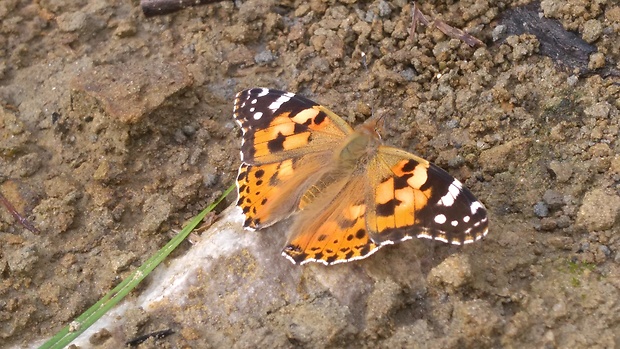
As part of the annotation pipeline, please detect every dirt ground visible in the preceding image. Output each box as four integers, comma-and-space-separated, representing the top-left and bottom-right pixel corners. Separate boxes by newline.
1, 0, 619, 348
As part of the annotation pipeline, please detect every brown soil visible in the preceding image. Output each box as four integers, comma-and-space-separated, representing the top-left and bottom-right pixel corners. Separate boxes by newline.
1, 0, 619, 348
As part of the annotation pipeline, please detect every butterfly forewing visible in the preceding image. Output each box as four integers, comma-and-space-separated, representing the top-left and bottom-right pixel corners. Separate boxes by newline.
234, 88, 353, 229
367, 146, 489, 245
233, 88, 353, 165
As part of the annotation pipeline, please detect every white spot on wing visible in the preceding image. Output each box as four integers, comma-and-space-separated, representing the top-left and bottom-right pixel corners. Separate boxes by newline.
451, 220, 458, 226
434, 214, 447, 224
253, 112, 263, 120
268, 93, 293, 112
439, 180, 462, 207
257, 88, 269, 97
470, 201, 484, 214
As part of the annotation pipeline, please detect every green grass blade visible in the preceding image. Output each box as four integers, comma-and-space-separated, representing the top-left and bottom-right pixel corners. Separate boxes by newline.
38, 184, 235, 349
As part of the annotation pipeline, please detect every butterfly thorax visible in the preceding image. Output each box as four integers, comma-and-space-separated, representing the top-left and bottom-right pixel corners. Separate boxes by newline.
336, 124, 382, 171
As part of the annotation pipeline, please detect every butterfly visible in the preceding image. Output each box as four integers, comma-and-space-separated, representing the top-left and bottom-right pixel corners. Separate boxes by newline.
233, 88, 488, 265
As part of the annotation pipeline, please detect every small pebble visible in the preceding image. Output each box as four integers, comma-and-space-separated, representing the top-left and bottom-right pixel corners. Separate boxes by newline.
598, 245, 611, 257
182, 125, 196, 137
534, 201, 549, 217
543, 190, 564, 210
492, 25, 506, 42
254, 50, 276, 65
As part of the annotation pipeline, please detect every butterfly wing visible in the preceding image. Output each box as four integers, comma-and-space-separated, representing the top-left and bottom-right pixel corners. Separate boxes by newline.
282, 173, 380, 265
234, 88, 353, 165
234, 88, 353, 229
366, 146, 489, 245
281, 146, 488, 265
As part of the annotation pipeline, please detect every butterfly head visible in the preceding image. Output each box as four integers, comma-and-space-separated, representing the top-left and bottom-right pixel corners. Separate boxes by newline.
359, 110, 387, 141
356, 115, 385, 142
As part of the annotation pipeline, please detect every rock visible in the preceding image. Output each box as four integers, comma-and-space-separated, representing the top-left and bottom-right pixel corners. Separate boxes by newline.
172, 174, 203, 201
428, 254, 472, 290
56, 11, 87, 32
582, 19, 602, 43
584, 101, 611, 119
449, 300, 501, 347
33, 197, 76, 234
543, 190, 565, 210
548, 161, 573, 182
138, 194, 172, 234
576, 189, 620, 231
588, 52, 605, 70
534, 201, 549, 217
6, 244, 39, 274
71, 60, 193, 124
540, 217, 557, 231
479, 138, 530, 174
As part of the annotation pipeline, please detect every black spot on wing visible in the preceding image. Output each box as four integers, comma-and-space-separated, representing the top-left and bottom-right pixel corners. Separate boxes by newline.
401, 159, 418, 172
237, 171, 247, 181
267, 132, 286, 153
326, 255, 338, 264
376, 198, 401, 217
393, 174, 412, 190
359, 244, 371, 256
355, 229, 366, 239
293, 123, 309, 133
314, 111, 327, 125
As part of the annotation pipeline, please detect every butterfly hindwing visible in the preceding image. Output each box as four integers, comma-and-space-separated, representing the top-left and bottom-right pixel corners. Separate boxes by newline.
282, 176, 380, 265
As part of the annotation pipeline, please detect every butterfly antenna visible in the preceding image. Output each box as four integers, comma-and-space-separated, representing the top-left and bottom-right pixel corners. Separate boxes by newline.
361, 52, 375, 119
361, 52, 386, 135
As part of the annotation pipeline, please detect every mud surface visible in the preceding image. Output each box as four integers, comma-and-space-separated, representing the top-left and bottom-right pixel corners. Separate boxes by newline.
1, 0, 619, 348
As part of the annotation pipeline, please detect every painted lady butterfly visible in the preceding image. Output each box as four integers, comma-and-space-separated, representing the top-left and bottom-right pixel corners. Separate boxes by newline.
233, 88, 488, 265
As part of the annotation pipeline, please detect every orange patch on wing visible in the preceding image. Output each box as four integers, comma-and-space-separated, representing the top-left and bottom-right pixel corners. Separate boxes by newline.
344, 204, 366, 220
376, 178, 395, 204
407, 164, 428, 189
283, 132, 311, 149
288, 215, 376, 264
394, 187, 415, 226
277, 159, 295, 179
253, 115, 295, 143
